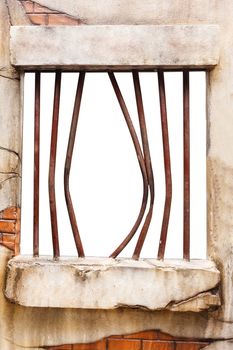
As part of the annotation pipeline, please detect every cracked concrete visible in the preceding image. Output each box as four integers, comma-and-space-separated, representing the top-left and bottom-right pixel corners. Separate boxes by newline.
0, 246, 233, 349
1, 0, 233, 349
166, 291, 221, 313
5, 257, 221, 310
0, 0, 23, 214
6, 0, 31, 25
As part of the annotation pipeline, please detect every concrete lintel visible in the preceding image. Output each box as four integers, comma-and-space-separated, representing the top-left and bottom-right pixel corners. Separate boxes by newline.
5, 256, 220, 310
10, 25, 220, 70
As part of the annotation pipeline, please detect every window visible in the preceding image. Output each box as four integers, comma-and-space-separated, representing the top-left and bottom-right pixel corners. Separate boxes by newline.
21, 71, 206, 259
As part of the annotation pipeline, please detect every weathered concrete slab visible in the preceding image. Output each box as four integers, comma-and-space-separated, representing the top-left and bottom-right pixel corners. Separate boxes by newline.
5, 256, 220, 310
10, 25, 219, 70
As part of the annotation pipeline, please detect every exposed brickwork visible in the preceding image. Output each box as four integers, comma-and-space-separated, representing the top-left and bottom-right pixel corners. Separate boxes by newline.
142, 342, 174, 350
44, 331, 211, 350
108, 339, 141, 350
20, 0, 81, 25
0, 207, 20, 255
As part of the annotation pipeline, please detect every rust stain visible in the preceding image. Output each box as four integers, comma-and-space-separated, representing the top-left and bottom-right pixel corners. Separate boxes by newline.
0, 206, 20, 255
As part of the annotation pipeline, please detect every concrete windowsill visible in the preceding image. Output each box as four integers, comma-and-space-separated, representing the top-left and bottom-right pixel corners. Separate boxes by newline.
5, 256, 221, 312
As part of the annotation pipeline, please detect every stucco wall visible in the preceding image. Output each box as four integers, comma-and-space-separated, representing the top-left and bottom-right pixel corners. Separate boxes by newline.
0, 1, 233, 349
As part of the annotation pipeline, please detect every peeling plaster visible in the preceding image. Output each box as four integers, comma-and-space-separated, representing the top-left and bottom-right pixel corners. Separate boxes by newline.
1, 0, 233, 348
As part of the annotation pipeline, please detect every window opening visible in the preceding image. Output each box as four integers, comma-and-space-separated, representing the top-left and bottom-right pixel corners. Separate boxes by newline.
21, 71, 206, 259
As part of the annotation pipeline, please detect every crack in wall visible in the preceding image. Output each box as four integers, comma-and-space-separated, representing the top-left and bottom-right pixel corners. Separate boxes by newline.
164, 285, 221, 310
0, 73, 20, 81
21, 0, 84, 23
0, 171, 20, 176
0, 146, 21, 164
0, 175, 21, 189
33, 0, 81, 19
4, 0, 12, 26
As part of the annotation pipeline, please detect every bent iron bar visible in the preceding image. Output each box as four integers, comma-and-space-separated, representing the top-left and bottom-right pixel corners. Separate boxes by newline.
157, 71, 172, 260
38, 70, 190, 259
33, 72, 40, 257
183, 71, 190, 260
108, 72, 149, 258
64, 72, 85, 257
132, 71, 155, 260
49, 71, 61, 259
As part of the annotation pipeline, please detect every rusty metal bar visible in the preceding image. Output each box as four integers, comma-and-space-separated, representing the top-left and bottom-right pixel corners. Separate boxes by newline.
33, 72, 40, 257
108, 72, 149, 258
132, 71, 155, 260
64, 72, 85, 257
49, 71, 61, 259
157, 71, 172, 260
183, 70, 190, 260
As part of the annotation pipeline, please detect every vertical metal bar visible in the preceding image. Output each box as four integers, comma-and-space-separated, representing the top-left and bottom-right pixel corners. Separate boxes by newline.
33, 72, 40, 257
64, 72, 85, 257
49, 71, 61, 259
157, 71, 172, 260
183, 70, 190, 260
108, 72, 149, 258
132, 71, 155, 259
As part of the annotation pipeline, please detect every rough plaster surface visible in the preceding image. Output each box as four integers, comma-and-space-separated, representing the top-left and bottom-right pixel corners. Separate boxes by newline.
6, 0, 31, 25
10, 25, 219, 70
206, 1, 233, 323
0, 0, 22, 211
0, 0, 233, 348
5, 256, 220, 310
0, 247, 232, 349
31, 0, 217, 25
204, 341, 233, 350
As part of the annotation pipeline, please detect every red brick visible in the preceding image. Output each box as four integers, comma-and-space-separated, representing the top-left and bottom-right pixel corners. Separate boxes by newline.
21, 0, 34, 13
73, 339, 106, 350
176, 342, 210, 350
28, 13, 48, 25
124, 331, 158, 340
0, 235, 15, 251
0, 206, 20, 255
48, 14, 79, 25
108, 339, 141, 350
0, 221, 15, 234
0, 233, 15, 243
0, 206, 19, 220
143, 341, 174, 350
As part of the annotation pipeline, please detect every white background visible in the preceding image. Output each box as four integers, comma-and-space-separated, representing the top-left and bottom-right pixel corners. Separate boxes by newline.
21, 71, 206, 259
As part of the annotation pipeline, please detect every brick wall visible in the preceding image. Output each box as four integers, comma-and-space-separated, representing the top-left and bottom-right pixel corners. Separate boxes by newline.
44, 331, 210, 350
0, 207, 20, 255
20, 0, 81, 25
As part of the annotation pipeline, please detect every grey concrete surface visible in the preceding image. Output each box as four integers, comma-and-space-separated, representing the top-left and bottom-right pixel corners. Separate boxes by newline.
5, 256, 220, 310
10, 25, 219, 70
